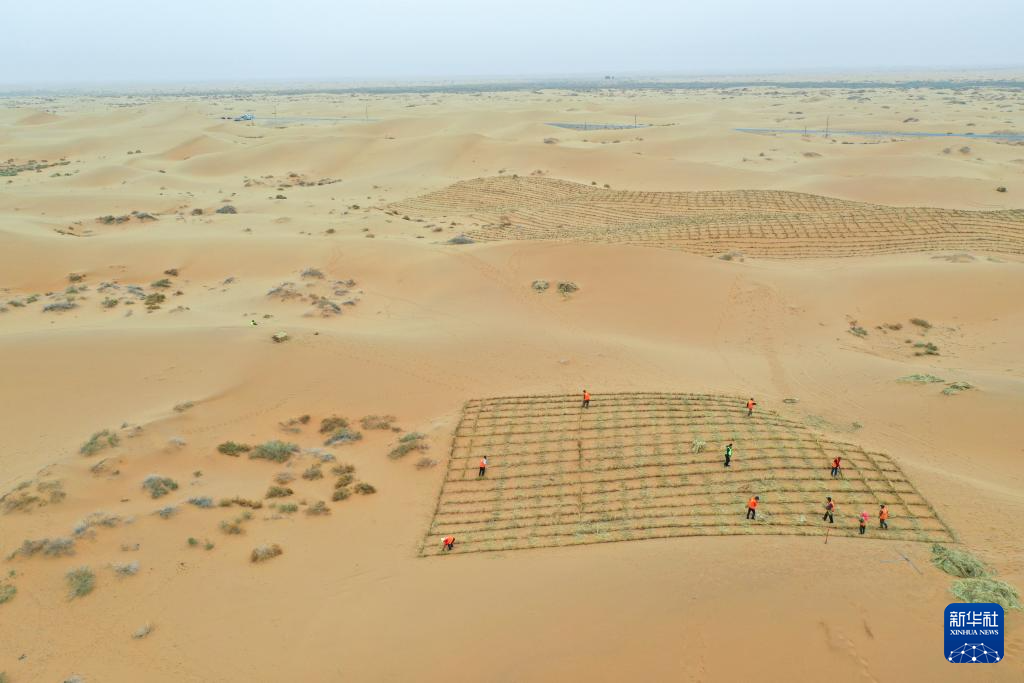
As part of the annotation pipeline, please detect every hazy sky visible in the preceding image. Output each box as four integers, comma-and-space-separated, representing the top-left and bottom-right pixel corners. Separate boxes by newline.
5, 0, 1023, 85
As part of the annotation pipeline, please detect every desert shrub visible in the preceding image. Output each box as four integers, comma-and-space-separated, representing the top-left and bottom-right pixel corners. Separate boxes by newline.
132, 623, 154, 639
218, 441, 251, 456
690, 439, 706, 454
150, 278, 172, 289
274, 472, 295, 485
173, 401, 194, 413
415, 457, 438, 469
67, 566, 95, 598
319, 416, 349, 433
898, 374, 945, 384
43, 300, 77, 312
9, 537, 76, 559
447, 234, 474, 245
216, 205, 237, 214
353, 483, 376, 495
102, 297, 119, 308
155, 505, 177, 519
303, 448, 335, 462
251, 440, 298, 463
306, 500, 331, 516
112, 561, 139, 577
188, 537, 199, 546
950, 578, 1021, 610
142, 475, 178, 499
324, 428, 362, 446
932, 545, 991, 578
913, 342, 939, 356
556, 281, 579, 295
359, 415, 396, 430
331, 464, 355, 475
1, 479, 66, 513
188, 496, 214, 508
144, 293, 165, 309
219, 513, 251, 535
334, 473, 354, 488
73, 511, 122, 536
276, 503, 299, 513
265, 486, 293, 499
302, 465, 323, 480
0, 582, 16, 604
942, 381, 974, 396
909, 318, 932, 329
389, 432, 428, 459
332, 487, 351, 501
251, 544, 283, 563
848, 326, 868, 337
80, 429, 119, 456
532, 280, 549, 292
301, 268, 324, 279
219, 496, 262, 509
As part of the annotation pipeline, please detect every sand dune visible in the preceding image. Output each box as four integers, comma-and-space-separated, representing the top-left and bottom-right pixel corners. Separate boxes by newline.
1, 82, 1023, 682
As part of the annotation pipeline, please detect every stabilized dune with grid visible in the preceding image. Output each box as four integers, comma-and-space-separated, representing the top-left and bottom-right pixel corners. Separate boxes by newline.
420, 393, 955, 556
393, 176, 1024, 258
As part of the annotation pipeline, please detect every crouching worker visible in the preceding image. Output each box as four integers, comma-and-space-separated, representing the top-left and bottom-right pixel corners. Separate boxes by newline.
442, 535, 456, 551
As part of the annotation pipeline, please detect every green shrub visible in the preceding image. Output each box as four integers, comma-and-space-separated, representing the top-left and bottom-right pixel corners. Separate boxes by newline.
332, 488, 351, 501
80, 429, 119, 456
324, 427, 362, 446
277, 503, 299, 513
302, 465, 323, 480
67, 566, 95, 598
142, 475, 178, 499
217, 441, 251, 456
319, 416, 349, 433
910, 318, 932, 329
950, 578, 1021, 610
388, 432, 428, 459
0, 582, 16, 604
360, 415, 396, 430
898, 374, 945, 384
151, 278, 172, 289
942, 381, 974, 396
251, 544, 283, 563
306, 500, 331, 515
335, 473, 354, 488
353, 483, 376, 495
251, 441, 299, 463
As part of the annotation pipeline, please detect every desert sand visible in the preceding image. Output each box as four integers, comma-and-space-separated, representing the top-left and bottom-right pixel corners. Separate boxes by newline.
1, 80, 1023, 681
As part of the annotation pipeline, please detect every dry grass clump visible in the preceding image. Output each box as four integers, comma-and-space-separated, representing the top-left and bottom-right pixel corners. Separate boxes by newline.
334, 473, 354, 488
188, 496, 215, 508
279, 414, 311, 433
332, 487, 351, 501
73, 512, 122, 537
217, 441, 251, 456
275, 503, 299, 513
324, 426, 362, 446
909, 317, 932, 329
142, 475, 178, 499
360, 414, 397, 430
173, 401, 195, 413
353, 483, 376, 495
415, 457, 438, 469
251, 544, 283, 563
80, 429, 119, 456
388, 432, 429, 459
913, 342, 939, 356
951, 578, 1022, 610
265, 486, 294, 499
302, 464, 324, 480
274, 472, 295, 485
112, 561, 140, 577
319, 416, 349, 433
155, 505, 177, 519
0, 582, 16, 605
9, 537, 75, 559
306, 500, 331, 516
931, 544, 991, 578
67, 566, 95, 598
1, 479, 66, 513
250, 440, 299, 463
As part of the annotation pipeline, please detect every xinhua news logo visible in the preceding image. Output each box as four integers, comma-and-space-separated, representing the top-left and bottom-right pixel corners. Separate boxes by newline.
945, 603, 1004, 663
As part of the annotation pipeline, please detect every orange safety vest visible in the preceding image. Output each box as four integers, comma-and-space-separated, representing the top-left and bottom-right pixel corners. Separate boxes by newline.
746, 400, 755, 409
826, 500, 835, 511
479, 458, 487, 468
584, 391, 590, 400
832, 458, 841, 468
443, 536, 454, 545
748, 497, 758, 509
880, 507, 889, 520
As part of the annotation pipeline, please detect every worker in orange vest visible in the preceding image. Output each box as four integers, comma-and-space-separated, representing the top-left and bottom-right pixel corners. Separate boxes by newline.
582, 389, 591, 408
823, 496, 836, 524
478, 455, 488, 477
879, 504, 889, 530
746, 495, 760, 520
442, 535, 455, 551
831, 456, 842, 479
746, 397, 757, 417
858, 511, 868, 535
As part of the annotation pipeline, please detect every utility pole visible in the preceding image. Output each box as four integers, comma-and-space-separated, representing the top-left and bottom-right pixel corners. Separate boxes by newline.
825, 115, 830, 139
